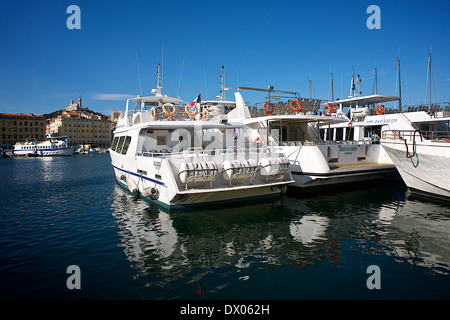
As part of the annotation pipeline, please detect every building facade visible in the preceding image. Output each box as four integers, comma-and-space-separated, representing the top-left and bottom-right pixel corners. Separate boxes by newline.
0, 113, 46, 147
48, 111, 111, 147
46, 95, 112, 147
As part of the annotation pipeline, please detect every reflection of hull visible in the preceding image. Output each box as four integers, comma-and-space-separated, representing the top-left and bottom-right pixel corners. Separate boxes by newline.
111, 181, 450, 297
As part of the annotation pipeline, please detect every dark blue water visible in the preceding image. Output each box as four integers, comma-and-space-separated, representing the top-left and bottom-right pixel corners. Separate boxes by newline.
1, 154, 449, 301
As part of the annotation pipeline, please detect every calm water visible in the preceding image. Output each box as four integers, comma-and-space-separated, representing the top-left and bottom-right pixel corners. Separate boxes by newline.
0, 153, 449, 300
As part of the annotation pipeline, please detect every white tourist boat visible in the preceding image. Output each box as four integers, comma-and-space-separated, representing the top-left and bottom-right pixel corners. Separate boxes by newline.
322, 64, 450, 199
109, 81, 293, 209
13, 136, 75, 156
228, 87, 398, 189
381, 124, 450, 200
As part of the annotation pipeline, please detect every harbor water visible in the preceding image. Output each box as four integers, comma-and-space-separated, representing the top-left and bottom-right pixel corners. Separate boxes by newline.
1, 153, 449, 301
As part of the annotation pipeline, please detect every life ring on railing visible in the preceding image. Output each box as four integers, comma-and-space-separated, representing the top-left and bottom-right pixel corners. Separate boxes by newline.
185, 105, 199, 117
290, 100, 302, 112
163, 103, 176, 116
376, 105, 386, 115
323, 103, 336, 116
263, 102, 274, 115
254, 137, 263, 146
150, 107, 157, 120
202, 108, 209, 121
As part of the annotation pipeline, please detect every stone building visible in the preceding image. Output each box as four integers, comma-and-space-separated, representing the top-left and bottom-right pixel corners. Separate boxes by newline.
0, 113, 46, 147
46, 95, 112, 147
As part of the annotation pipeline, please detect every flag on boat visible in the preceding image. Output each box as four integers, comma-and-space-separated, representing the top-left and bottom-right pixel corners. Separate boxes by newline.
189, 93, 201, 106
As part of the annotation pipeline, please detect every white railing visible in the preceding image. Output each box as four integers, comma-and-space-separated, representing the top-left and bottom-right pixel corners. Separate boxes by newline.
382, 130, 450, 141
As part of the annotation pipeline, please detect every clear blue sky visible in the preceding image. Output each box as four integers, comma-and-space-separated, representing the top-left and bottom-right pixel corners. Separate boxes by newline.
1, 0, 449, 115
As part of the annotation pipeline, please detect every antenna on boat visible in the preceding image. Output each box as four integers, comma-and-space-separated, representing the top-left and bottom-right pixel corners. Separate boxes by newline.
176, 58, 185, 98
161, 44, 164, 88
204, 68, 208, 100
136, 53, 143, 96
373, 64, 377, 95
329, 71, 334, 101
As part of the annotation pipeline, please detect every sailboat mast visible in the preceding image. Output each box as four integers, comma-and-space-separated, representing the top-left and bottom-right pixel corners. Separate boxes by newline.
428, 52, 432, 106
397, 58, 402, 111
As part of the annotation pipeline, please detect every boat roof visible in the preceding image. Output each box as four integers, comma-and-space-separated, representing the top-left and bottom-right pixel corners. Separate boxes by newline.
131, 94, 186, 105
327, 95, 400, 107
412, 116, 450, 123
116, 120, 245, 132
201, 100, 236, 106
243, 114, 348, 125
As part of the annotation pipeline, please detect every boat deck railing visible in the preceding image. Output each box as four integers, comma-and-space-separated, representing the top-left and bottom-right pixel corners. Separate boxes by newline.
382, 129, 450, 141
271, 139, 376, 147
136, 146, 286, 160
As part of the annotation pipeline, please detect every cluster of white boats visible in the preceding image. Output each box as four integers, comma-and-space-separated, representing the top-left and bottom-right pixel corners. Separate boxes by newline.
109, 70, 450, 209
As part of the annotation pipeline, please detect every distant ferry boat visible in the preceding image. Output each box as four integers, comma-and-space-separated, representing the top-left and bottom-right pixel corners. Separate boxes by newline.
13, 136, 75, 156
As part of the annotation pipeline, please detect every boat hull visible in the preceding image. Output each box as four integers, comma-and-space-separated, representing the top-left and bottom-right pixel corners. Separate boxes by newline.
111, 151, 293, 210
275, 144, 397, 189
14, 147, 75, 156
116, 178, 288, 210
381, 140, 450, 200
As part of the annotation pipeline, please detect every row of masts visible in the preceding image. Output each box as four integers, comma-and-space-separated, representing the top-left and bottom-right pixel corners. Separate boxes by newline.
327, 52, 433, 110
149, 53, 434, 109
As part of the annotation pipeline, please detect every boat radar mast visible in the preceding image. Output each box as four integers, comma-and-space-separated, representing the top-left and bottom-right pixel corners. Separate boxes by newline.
217, 66, 231, 101
349, 66, 362, 98
151, 63, 163, 95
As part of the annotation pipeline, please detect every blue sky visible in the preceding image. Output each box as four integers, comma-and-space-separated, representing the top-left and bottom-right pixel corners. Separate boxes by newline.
0, 0, 449, 115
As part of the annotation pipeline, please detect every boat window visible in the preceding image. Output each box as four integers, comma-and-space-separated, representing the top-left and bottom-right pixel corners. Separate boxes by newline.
111, 136, 119, 151
121, 136, 132, 155
336, 128, 343, 141
143, 102, 159, 111
157, 136, 166, 145
115, 136, 125, 154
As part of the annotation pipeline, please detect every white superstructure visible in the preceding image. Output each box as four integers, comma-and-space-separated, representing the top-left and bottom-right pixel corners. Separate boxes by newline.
109, 82, 293, 210
230, 87, 398, 189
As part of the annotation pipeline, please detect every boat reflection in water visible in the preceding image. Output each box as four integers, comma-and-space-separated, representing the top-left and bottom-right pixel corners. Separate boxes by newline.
110, 182, 450, 299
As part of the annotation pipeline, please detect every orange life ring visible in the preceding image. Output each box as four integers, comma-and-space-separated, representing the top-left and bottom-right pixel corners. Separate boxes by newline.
290, 100, 302, 112
254, 137, 263, 145
323, 103, 336, 116
150, 107, 156, 120
376, 105, 385, 115
185, 105, 199, 117
263, 102, 274, 115
163, 103, 176, 115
